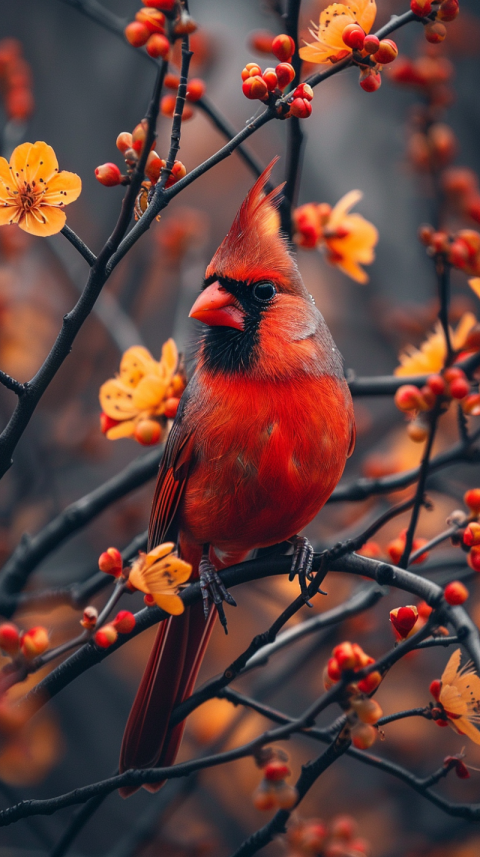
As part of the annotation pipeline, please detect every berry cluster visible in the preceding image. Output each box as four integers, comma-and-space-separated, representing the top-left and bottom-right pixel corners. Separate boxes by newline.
160, 72, 205, 121
410, 0, 459, 44
324, 643, 383, 749
339, 24, 398, 93
358, 532, 429, 565
94, 610, 136, 649
253, 748, 298, 811
0, 622, 49, 660
420, 225, 480, 277
0, 38, 34, 123
451, 489, 480, 572
124, 0, 196, 57
285, 815, 368, 857
395, 365, 480, 443
241, 34, 314, 119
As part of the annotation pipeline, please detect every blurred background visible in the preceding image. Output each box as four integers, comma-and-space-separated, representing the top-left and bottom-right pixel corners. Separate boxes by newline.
1, 0, 480, 854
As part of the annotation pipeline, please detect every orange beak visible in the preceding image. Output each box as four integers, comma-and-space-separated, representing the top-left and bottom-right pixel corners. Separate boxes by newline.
189, 281, 245, 331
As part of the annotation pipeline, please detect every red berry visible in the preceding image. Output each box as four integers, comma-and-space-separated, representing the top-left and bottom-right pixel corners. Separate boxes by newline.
94, 625, 118, 648
410, 0, 432, 15
271, 34, 295, 63
186, 78, 205, 102
113, 610, 136, 634
463, 522, 480, 547
427, 374, 446, 395
116, 132, 133, 153
249, 31, 275, 55
98, 547, 123, 577
293, 83, 313, 101
390, 606, 418, 638
373, 39, 398, 64
275, 62, 295, 90
468, 545, 480, 572
437, 0, 460, 22
242, 75, 268, 100
444, 581, 468, 605
0, 623, 20, 655
264, 761, 290, 781
430, 679, 442, 701
135, 8, 166, 33
241, 62, 262, 81
146, 33, 170, 58
465, 489, 480, 513
363, 34, 380, 54
359, 69, 381, 92
327, 656, 341, 681
341, 23, 365, 51
262, 68, 278, 91
124, 21, 150, 47
394, 384, 422, 411
449, 377, 470, 399
424, 21, 447, 43
163, 396, 180, 418
289, 97, 312, 118
134, 419, 162, 445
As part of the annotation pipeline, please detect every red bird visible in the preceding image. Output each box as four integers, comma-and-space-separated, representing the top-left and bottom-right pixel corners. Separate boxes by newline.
119, 162, 355, 792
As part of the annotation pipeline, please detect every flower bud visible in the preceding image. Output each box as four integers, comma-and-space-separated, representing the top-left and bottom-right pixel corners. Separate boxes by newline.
144, 593, 156, 605
145, 152, 165, 183
464, 324, 480, 351
463, 522, 480, 546
411, 537, 429, 564
468, 545, 480, 572
359, 69, 382, 92
186, 78, 206, 102
173, 11, 198, 36
293, 83, 313, 101
160, 94, 176, 117
124, 21, 150, 47
429, 123, 457, 167
444, 756, 470, 778
134, 419, 162, 445
98, 546, 123, 577
363, 34, 380, 54
116, 132, 133, 153
351, 697, 383, 724
249, 31, 275, 54
21, 626, 49, 659
289, 97, 312, 118
333, 642, 356, 671
387, 538, 404, 565
113, 610, 136, 634
373, 39, 398, 64
165, 160, 187, 188
143, 0, 175, 8
357, 671, 382, 693
430, 679, 442, 700
357, 540, 382, 559
444, 580, 468, 605
427, 374, 445, 395
410, 0, 432, 15
390, 605, 418, 638
262, 68, 278, 91
442, 167, 478, 197
253, 783, 277, 811
94, 625, 118, 648
165, 72, 180, 89
437, 0, 459, 22
0, 622, 20, 656
275, 782, 298, 809
449, 377, 470, 400
241, 62, 262, 81
271, 34, 295, 63
466, 197, 480, 225
424, 21, 447, 43
80, 606, 98, 630
264, 761, 290, 781
418, 385, 436, 410
146, 33, 170, 59
342, 23, 365, 51
163, 396, 180, 418
394, 384, 422, 412
275, 62, 295, 89
407, 419, 429, 442
242, 75, 268, 100
135, 8, 166, 33
95, 163, 122, 187
351, 722, 376, 749
327, 656, 341, 681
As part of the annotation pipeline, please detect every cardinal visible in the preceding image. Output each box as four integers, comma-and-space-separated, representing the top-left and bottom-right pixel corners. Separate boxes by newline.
119, 160, 355, 793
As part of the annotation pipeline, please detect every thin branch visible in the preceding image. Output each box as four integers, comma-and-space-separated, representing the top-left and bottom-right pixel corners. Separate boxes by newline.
0, 371, 25, 397
60, 225, 96, 266
347, 350, 480, 396
409, 524, 460, 563
0, 448, 161, 610
196, 98, 265, 180
280, 0, 304, 239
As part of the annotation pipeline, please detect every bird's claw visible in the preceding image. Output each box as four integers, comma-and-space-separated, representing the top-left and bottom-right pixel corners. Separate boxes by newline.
199, 556, 237, 634
290, 535, 325, 605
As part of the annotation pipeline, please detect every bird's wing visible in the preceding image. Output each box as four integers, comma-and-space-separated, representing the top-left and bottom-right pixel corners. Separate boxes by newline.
148, 386, 195, 550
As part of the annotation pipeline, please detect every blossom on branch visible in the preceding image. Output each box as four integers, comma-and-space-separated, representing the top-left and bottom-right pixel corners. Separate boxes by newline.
99, 339, 186, 445
430, 649, 480, 745
128, 543, 192, 615
0, 141, 81, 236
294, 190, 378, 283
299, 0, 377, 66
395, 312, 478, 376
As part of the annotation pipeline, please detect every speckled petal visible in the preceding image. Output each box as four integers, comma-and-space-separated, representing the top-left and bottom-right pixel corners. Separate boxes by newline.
19, 204, 66, 236
22, 141, 59, 184
42, 170, 82, 206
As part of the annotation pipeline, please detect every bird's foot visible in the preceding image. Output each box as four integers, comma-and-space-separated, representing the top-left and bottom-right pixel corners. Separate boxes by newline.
289, 535, 326, 605
199, 555, 237, 634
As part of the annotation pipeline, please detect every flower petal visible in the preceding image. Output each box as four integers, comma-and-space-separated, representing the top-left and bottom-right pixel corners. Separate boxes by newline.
348, 0, 377, 33
42, 170, 81, 206
19, 204, 66, 236
144, 543, 176, 564
0, 157, 16, 192
9, 142, 34, 183
23, 141, 59, 184
441, 649, 462, 686
439, 684, 468, 716
106, 419, 136, 440
152, 592, 185, 615
132, 374, 169, 412
469, 278, 480, 299
159, 338, 178, 378
0, 204, 20, 226
329, 190, 363, 228
453, 715, 480, 745
100, 379, 139, 420
119, 346, 158, 388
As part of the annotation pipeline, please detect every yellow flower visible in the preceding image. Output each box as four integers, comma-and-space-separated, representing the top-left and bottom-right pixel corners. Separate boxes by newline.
99, 339, 184, 442
395, 313, 477, 377
436, 649, 480, 745
128, 543, 192, 615
299, 0, 377, 65
323, 190, 378, 283
0, 141, 81, 236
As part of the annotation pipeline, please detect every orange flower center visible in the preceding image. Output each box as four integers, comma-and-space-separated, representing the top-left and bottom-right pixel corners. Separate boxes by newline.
18, 181, 42, 211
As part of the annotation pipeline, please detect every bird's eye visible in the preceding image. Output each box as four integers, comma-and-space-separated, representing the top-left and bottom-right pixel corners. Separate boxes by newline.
252, 281, 276, 302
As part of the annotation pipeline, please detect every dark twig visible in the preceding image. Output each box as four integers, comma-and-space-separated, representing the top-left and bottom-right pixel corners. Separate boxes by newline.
280, 0, 304, 239
60, 225, 96, 266
0, 371, 25, 397
49, 792, 109, 857
196, 98, 265, 180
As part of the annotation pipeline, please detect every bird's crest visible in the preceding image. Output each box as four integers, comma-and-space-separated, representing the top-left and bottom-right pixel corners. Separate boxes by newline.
206, 159, 297, 287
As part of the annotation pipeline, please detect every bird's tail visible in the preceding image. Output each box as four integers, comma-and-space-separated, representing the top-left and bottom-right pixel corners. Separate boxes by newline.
119, 600, 216, 797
